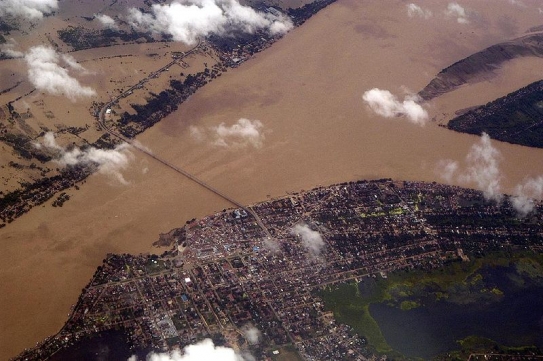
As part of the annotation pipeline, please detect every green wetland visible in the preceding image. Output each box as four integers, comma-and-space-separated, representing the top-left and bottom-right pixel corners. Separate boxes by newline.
319, 253, 543, 360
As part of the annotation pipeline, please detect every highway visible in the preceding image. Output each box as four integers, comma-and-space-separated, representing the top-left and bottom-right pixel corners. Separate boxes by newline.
95, 40, 273, 240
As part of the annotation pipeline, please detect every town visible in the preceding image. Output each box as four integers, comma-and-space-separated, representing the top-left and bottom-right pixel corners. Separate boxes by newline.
13, 179, 543, 360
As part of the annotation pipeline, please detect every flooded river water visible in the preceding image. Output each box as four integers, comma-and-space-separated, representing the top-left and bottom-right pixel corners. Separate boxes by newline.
2, 0, 543, 358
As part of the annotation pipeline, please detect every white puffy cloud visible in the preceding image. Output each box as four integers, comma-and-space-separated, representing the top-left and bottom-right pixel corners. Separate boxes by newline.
362, 88, 428, 126
60, 53, 87, 72
0, 39, 24, 58
511, 176, 543, 216
212, 118, 264, 148
263, 238, 280, 253
437, 133, 543, 215
436, 133, 502, 202
407, 3, 432, 19
435, 132, 543, 216
95, 14, 117, 29
290, 223, 325, 258
242, 324, 261, 345
43, 131, 63, 150
459, 133, 503, 202
129, 339, 244, 361
41, 132, 133, 185
445, 2, 469, 24
127, 0, 293, 46
0, 0, 58, 19
189, 125, 205, 142
191, 118, 265, 148
25, 46, 96, 101
436, 159, 459, 184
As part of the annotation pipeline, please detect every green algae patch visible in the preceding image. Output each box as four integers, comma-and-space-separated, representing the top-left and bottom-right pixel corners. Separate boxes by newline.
317, 252, 543, 359
318, 282, 394, 355
399, 300, 420, 310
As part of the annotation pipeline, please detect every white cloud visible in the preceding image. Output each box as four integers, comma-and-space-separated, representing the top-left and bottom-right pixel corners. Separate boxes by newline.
437, 133, 503, 202
263, 238, 280, 253
95, 14, 117, 29
42, 132, 133, 185
436, 159, 459, 184
213, 118, 264, 148
43, 131, 63, 150
25, 46, 96, 101
362, 88, 428, 126
130, 338, 244, 361
127, 0, 293, 46
0, 39, 24, 58
290, 223, 325, 258
61, 53, 87, 72
459, 133, 503, 202
189, 125, 205, 142
242, 324, 261, 345
437, 133, 543, 215
0, 0, 58, 19
407, 3, 432, 19
511, 176, 543, 216
436, 133, 543, 217
191, 118, 265, 148
445, 2, 469, 24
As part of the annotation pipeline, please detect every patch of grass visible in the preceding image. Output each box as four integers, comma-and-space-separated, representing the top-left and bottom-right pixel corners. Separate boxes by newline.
400, 300, 420, 310
516, 257, 543, 279
437, 335, 542, 360
318, 282, 393, 354
318, 252, 543, 358
447, 80, 543, 148
270, 344, 304, 361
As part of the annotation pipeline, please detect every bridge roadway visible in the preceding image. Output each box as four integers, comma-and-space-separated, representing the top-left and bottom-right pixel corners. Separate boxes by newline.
96, 42, 273, 240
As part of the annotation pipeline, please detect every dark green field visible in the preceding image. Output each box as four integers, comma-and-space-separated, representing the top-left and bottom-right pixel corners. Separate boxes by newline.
318, 252, 543, 360
447, 80, 543, 148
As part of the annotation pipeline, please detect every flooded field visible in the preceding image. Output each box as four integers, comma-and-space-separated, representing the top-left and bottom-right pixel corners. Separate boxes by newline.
2, 0, 543, 359
370, 264, 543, 359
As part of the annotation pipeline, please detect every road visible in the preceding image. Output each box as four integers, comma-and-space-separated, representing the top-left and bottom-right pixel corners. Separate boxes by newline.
95, 40, 273, 240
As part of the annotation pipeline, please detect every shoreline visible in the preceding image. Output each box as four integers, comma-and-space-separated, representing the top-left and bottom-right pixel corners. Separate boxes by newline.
3, 0, 543, 359
13, 178, 543, 360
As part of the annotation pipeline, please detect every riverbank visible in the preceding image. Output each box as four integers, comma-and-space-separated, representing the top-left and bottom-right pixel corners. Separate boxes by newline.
3, 0, 543, 358
319, 252, 543, 359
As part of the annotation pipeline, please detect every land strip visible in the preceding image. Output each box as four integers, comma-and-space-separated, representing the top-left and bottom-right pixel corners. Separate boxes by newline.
14, 179, 543, 360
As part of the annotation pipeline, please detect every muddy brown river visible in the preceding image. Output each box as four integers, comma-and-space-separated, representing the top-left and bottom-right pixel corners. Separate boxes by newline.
2, 0, 543, 358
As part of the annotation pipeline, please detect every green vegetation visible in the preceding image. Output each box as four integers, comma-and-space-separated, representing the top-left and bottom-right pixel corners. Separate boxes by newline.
271, 345, 304, 361
399, 300, 419, 310
318, 282, 394, 355
318, 252, 543, 359
448, 80, 543, 148
57, 26, 155, 51
144, 258, 168, 274
435, 335, 542, 361
515, 257, 543, 278
52, 192, 70, 207
360, 211, 386, 218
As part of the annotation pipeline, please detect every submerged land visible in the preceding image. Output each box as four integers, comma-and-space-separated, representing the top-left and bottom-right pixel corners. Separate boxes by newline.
0, 0, 336, 225
13, 179, 543, 360
3, 0, 543, 359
